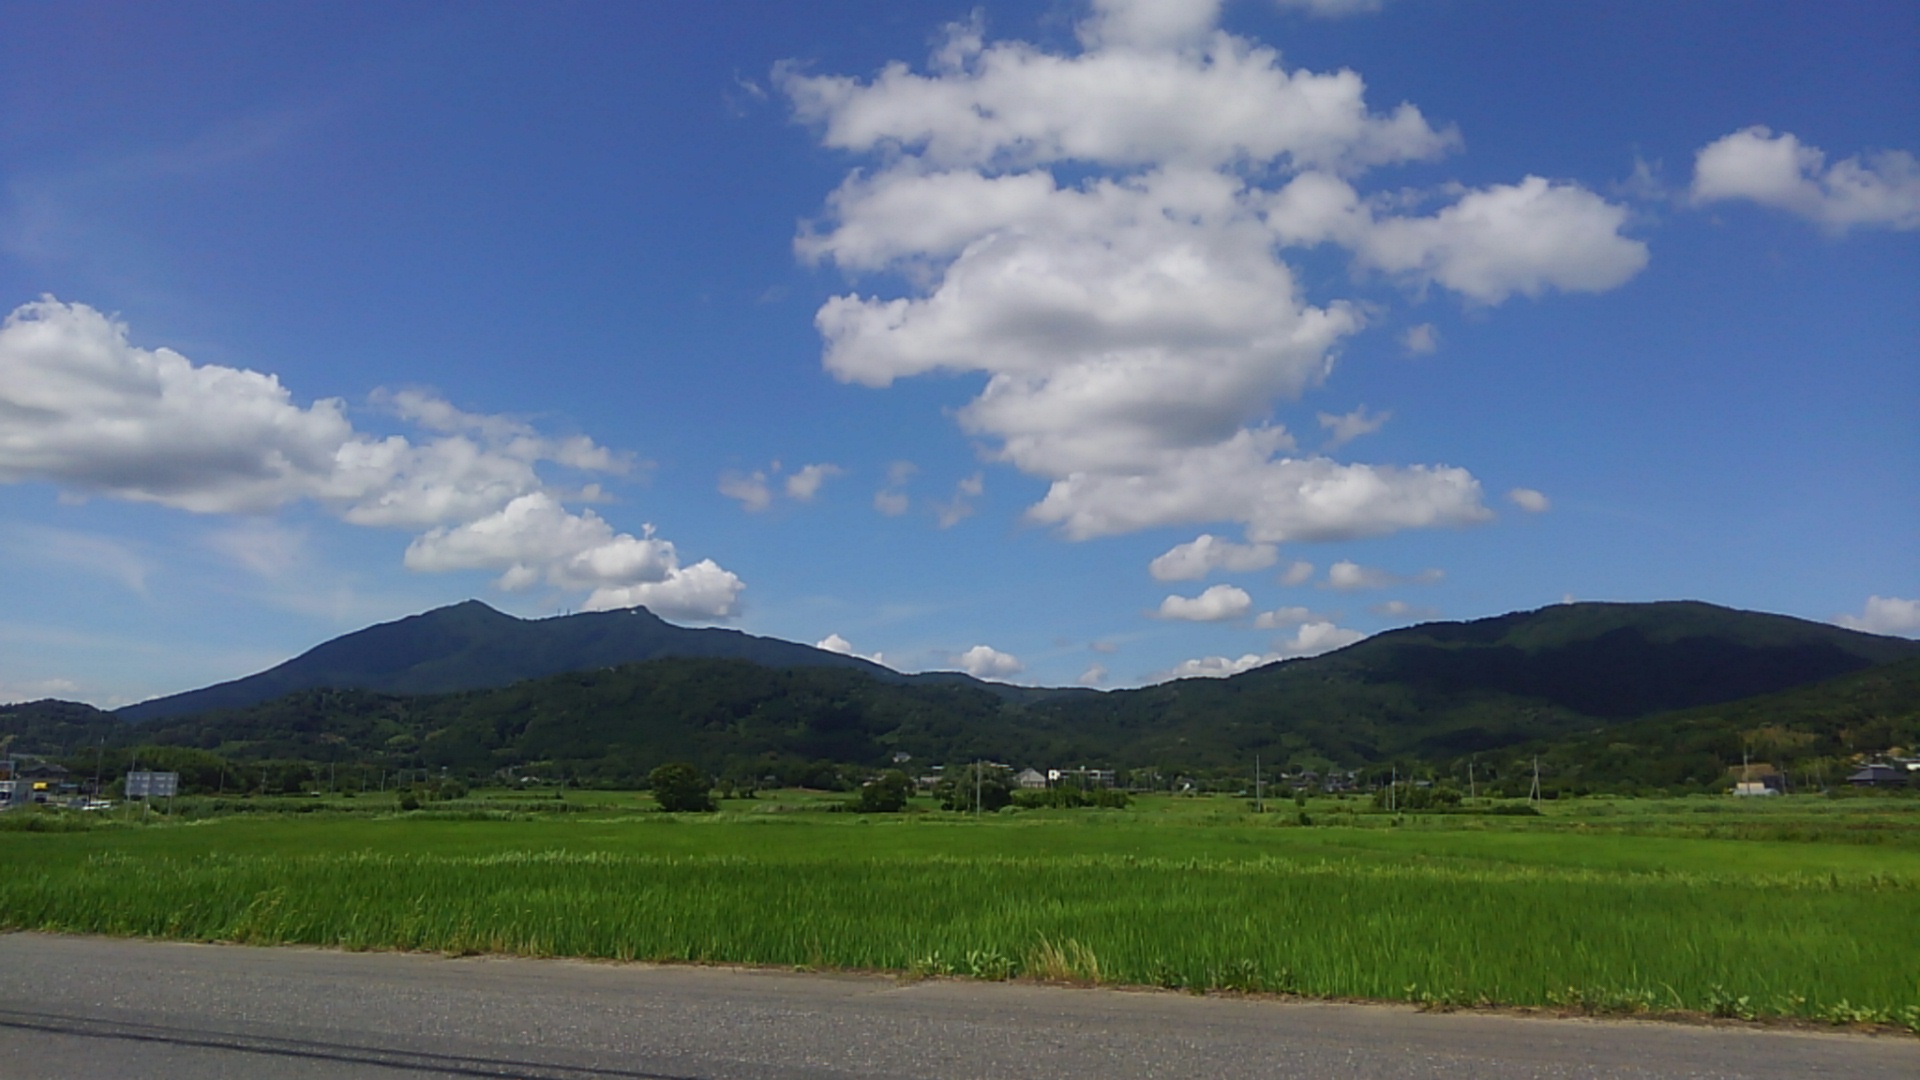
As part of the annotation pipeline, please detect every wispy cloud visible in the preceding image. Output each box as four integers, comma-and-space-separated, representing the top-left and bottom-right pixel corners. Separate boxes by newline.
6, 524, 153, 596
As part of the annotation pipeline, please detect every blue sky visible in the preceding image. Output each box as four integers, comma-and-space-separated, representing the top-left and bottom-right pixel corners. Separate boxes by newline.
2, 0, 1915, 706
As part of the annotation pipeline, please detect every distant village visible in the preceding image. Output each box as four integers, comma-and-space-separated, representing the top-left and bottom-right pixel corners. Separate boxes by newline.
2, 751, 1915, 812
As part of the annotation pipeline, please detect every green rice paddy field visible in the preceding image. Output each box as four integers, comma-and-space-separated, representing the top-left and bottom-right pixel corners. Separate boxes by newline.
4, 792, 1916, 1028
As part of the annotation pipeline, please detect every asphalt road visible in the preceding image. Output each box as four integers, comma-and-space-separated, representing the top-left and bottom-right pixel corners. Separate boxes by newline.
0, 934, 1910, 1079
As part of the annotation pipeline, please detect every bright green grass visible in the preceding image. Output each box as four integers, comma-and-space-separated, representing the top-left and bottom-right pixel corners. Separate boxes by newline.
2, 795, 1915, 1026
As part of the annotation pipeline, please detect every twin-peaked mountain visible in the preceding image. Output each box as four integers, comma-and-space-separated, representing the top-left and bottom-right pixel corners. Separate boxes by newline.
115, 600, 903, 722
5, 598, 1915, 778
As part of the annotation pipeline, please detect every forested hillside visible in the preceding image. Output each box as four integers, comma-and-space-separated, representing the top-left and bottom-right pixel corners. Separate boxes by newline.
114, 600, 904, 721
6, 600, 1914, 794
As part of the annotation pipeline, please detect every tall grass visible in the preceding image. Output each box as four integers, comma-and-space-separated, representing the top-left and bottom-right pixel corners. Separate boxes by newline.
3, 836, 1914, 1023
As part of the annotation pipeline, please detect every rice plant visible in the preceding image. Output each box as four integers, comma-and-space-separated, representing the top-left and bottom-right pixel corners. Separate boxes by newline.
1, 803, 1914, 1027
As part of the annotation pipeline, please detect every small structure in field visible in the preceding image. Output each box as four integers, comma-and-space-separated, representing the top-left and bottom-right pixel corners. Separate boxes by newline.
1052, 767, 1116, 788
1729, 762, 1785, 796
1846, 763, 1908, 789
0, 759, 24, 811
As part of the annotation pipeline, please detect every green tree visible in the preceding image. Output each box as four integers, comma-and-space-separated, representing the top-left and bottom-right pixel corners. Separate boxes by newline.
647, 762, 715, 812
934, 763, 1012, 812
851, 770, 913, 813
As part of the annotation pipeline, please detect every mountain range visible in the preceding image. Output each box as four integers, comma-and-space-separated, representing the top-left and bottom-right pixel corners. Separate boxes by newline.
5, 598, 1917, 787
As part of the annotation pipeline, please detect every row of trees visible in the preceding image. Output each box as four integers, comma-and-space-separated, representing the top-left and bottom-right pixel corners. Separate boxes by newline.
643, 763, 1137, 814
55, 745, 1882, 807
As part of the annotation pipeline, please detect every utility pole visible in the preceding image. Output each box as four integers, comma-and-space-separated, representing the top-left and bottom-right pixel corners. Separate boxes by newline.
1255, 754, 1263, 814
1529, 756, 1541, 805
974, 760, 982, 817
1389, 765, 1397, 813
1468, 759, 1476, 800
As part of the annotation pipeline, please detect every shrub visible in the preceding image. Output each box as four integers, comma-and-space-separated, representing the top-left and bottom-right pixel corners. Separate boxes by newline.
1372, 782, 1463, 812
1011, 786, 1130, 810
934, 764, 1012, 812
647, 762, 715, 813
850, 770, 912, 813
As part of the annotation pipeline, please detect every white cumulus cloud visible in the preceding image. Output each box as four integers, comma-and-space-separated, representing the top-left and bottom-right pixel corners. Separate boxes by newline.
723, 461, 846, 510
785, 463, 844, 501
580, 560, 745, 621
1148, 533, 1278, 581
1078, 662, 1109, 686
957, 644, 1024, 678
1834, 596, 1920, 637
1025, 431, 1491, 542
1163, 620, 1365, 678
1277, 620, 1366, 655
0, 300, 624, 524
1166, 652, 1277, 679
1, 297, 360, 514
1355, 176, 1649, 303
1156, 583, 1254, 621
0, 299, 742, 617
403, 492, 742, 620
1279, 559, 1315, 586
815, 632, 887, 665
780, 4, 1649, 547
1253, 605, 1322, 629
781, 11, 1454, 174
1081, 0, 1223, 48
1692, 127, 1920, 233
1152, 580, 1259, 622
1507, 487, 1551, 513
719, 469, 774, 512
